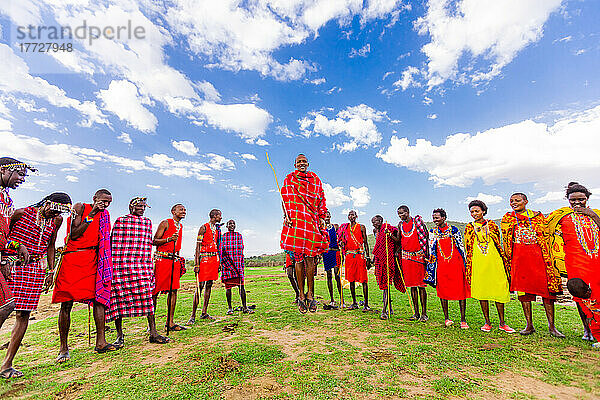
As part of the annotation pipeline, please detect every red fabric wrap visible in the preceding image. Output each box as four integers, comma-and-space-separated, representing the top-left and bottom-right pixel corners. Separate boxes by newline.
153, 219, 184, 294
280, 171, 328, 256
373, 223, 405, 292
52, 204, 103, 304
107, 214, 155, 322
197, 223, 219, 282
8, 207, 56, 311
220, 231, 244, 283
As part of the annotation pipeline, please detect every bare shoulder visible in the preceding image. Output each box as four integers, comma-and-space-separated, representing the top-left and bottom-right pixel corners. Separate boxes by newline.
72, 202, 85, 215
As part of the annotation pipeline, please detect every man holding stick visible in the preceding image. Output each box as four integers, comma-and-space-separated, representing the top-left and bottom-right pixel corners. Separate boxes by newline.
153, 204, 186, 332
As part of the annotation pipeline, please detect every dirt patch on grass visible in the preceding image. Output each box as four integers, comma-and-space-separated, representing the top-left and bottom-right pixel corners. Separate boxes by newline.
490, 370, 596, 399
222, 375, 297, 400
54, 381, 90, 400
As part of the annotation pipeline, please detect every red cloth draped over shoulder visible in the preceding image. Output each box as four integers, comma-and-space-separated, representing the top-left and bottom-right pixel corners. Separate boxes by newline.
197, 223, 219, 282
560, 214, 600, 290
373, 223, 405, 292
52, 204, 100, 303
280, 171, 329, 257
153, 219, 183, 294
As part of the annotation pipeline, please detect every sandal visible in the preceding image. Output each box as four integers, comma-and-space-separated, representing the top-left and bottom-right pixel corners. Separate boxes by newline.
226, 309, 234, 315
298, 299, 308, 314
419, 314, 429, 322
198, 314, 215, 321
408, 314, 420, 321
0, 367, 24, 379
309, 299, 317, 313
149, 335, 171, 344
347, 303, 359, 310
56, 351, 70, 363
94, 343, 119, 353
186, 317, 196, 326
362, 306, 372, 313
166, 324, 188, 330
113, 337, 124, 349
242, 308, 255, 314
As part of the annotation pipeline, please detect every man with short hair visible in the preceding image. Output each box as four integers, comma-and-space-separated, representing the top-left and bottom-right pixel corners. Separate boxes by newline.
188, 209, 222, 323
280, 154, 329, 314
153, 204, 186, 332
1, 192, 69, 379
501, 193, 564, 337
220, 219, 253, 314
0, 157, 34, 328
395, 205, 429, 321
338, 210, 371, 311
107, 197, 169, 347
322, 211, 342, 309
52, 189, 116, 361
426, 208, 469, 329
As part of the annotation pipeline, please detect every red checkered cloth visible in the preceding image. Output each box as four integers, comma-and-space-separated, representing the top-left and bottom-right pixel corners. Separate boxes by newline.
280, 171, 329, 257
373, 223, 405, 292
413, 215, 429, 255
7, 207, 56, 310
0, 190, 14, 308
106, 214, 154, 321
220, 231, 244, 283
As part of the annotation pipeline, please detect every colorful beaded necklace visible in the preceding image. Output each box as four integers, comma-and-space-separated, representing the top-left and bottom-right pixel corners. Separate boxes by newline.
436, 224, 454, 261
473, 221, 490, 255
400, 218, 415, 238
572, 213, 599, 257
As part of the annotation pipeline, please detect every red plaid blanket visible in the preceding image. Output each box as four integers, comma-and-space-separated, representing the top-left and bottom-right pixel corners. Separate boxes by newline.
280, 171, 329, 256
220, 231, 244, 281
413, 215, 428, 255
373, 223, 405, 291
107, 214, 154, 321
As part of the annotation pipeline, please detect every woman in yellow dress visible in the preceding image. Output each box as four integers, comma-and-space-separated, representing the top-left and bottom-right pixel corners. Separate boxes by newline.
464, 200, 515, 333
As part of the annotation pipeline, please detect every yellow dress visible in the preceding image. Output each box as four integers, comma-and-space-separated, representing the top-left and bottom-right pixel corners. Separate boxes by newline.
470, 222, 510, 303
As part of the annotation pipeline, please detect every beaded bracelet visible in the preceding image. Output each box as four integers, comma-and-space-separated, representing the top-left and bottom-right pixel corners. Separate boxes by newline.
7, 240, 20, 250
83, 216, 93, 224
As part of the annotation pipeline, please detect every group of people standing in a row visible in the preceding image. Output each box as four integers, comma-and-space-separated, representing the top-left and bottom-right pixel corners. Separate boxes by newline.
0, 157, 251, 379
279, 154, 600, 345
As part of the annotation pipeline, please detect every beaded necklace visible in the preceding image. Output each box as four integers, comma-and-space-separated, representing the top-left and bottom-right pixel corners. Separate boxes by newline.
0, 188, 14, 218
572, 213, 599, 257
473, 221, 490, 255
400, 218, 415, 238
436, 224, 454, 261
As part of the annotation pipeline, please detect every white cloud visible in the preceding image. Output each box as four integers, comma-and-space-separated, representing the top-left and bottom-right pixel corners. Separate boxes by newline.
414, 0, 562, 87
0, 44, 107, 127
534, 188, 600, 204
196, 102, 273, 142
427, 113, 438, 120
377, 105, 600, 189
172, 140, 199, 156
18, 181, 43, 192
164, 1, 407, 81
241, 153, 258, 161
65, 175, 79, 182
423, 96, 433, 106
308, 78, 326, 85
393, 66, 421, 91
350, 186, 371, 207
146, 184, 161, 189
465, 193, 503, 205
323, 183, 351, 207
349, 43, 371, 58
117, 132, 133, 144
227, 184, 254, 196
33, 119, 60, 131
194, 81, 221, 102
255, 139, 270, 146
341, 208, 366, 216
98, 80, 158, 133
299, 104, 386, 152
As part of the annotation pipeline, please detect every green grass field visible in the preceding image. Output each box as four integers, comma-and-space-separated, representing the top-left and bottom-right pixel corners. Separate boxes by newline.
0, 264, 598, 399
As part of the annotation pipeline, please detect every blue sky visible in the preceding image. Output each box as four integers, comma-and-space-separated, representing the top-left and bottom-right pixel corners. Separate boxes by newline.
1, 1, 599, 257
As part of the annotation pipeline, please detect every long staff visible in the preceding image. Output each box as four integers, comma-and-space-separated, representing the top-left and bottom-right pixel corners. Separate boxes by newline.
384, 226, 392, 318
386, 220, 415, 315
266, 152, 290, 221
339, 250, 345, 308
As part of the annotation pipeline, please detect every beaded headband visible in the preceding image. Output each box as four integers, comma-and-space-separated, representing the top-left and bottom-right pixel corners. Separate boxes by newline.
46, 201, 72, 214
0, 162, 37, 173
129, 197, 150, 208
